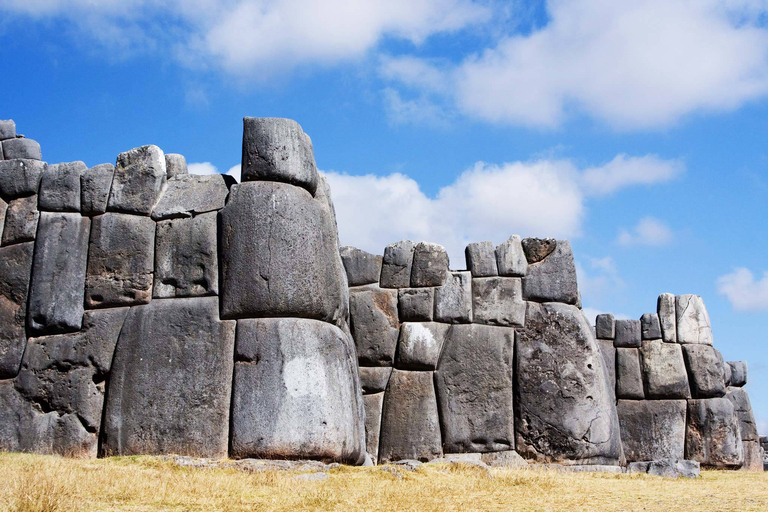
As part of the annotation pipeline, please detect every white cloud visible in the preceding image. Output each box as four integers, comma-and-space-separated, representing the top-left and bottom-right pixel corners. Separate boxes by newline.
188, 162, 219, 175
226, 164, 241, 182
581, 154, 685, 196
717, 268, 768, 312
617, 217, 673, 247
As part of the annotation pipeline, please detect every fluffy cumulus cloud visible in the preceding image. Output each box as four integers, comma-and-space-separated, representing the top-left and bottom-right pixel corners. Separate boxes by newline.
616, 217, 674, 247
188, 161, 241, 181
717, 268, 768, 312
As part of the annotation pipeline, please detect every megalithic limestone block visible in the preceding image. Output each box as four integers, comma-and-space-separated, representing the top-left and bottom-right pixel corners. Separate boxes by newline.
726, 387, 758, 442
108, 145, 167, 215
395, 322, 449, 371
0, 159, 45, 198
151, 174, 233, 221
398, 288, 434, 322
658, 293, 677, 343
410, 242, 449, 287
3, 138, 42, 160
515, 302, 621, 464
230, 318, 365, 463
0, 242, 34, 378
340, 247, 383, 287
465, 241, 498, 277
685, 398, 744, 468
348, 285, 399, 366
596, 338, 616, 403
80, 163, 115, 216
641, 313, 662, 340
640, 339, 691, 399
2, 195, 39, 245
683, 345, 726, 398
521, 240, 578, 305
363, 393, 384, 463
614, 319, 641, 348
101, 297, 235, 458
380, 240, 416, 288
616, 348, 644, 399
675, 295, 713, 345
434, 271, 472, 323
164, 153, 188, 178
596, 313, 615, 339
38, 161, 86, 212
617, 399, 687, 462
495, 235, 527, 277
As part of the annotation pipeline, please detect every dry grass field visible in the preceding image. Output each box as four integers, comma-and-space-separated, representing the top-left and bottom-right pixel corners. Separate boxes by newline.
1, 452, 767, 512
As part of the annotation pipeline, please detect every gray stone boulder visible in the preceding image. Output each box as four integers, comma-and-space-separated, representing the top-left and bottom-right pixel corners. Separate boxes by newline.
0, 120, 15, 140
641, 313, 661, 340
726, 387, 758, 442
154, 212, 218, 298
596, 313, 615, 339
657, 293, 677, 343
395, 322, 449, 370
349, 285, 399, 366
465, 241, 498, 277
101, 297, 235, 458
683, 345, 726, 398
434, 271, 472, 323
164, 153, 188, 177
495, 235, 527, 277
3, 138, 42, 160
435, 324, 515, 453
241, 117, 318, 195
359, 367, 392, 394
472, 277, 525, 327
521, 240, 578, 305
219, 181, 346, 324
380, 240, 416, 288
675, 295, 713, 345
85, 213, 155, 308
27, 213, 90, 334
685, 398, 744, 468
728, 361, 747, 387
628, 459, 700, 478
38, 161, 86, 212
107, 145, 167, 215
640, 339, 690, 399
616, 347, 644, 399
521, 238, 556, 263
230, 318, 364, 463
614, 319, 641, 348
516, 302, 621, 464
151, 174, 233, 220
340, 246, 382, 287
617, 400, 686, 462
0, 159, 45, 198
2, 195, 39, 245
410, 242, 449, 287
364, 393, 384, 464
80, 163, 115, 216
0, 242, 34, 378
397, 288, 434, 322
378, 369, 442, 462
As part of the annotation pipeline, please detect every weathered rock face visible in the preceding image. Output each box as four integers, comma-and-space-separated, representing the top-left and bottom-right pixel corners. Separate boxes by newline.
472, 277, 525, 327
596, 313, 615, 340
0, 159, 45, 198
640, 340, 690, 399
3, 138, 42, 160
379, 240, 416, 289
230, 318, 364, 463
435, 324, 515, 454
410, 242, 449, 287
728, 361, 747, 387
614, 319, 641, 348
348, 286, 399, 366
434, 271, 472, 323
38, 161, 85, 212
618, 400, 687, 462
108, 145, 167, 216
164, 153, 188, 178
2, 195, 39, 245
657, 293, 677, 343
596, 339, 616, 402
151, 174, 233, 220
683, 345, 726, 398
495, 235, 527, 277
359, 367, 392, 394
676, 295, 713, 345
340, 247, 382, 287
515, 302, 621, 464
465, 241, 498, 277
0, 119, 16, 140
726, 387, 758, 442
80, 164, 115, 216
398, 288, 434, 322
102, 297, 235, 458
616, 347, 644, 399
395, 322, 448, 370
521, 240, 578, 305
364, 393, 384, 464
641, 313, 661, 340
685, 398, 744, 468
0, 242, 34, 378
521, 238, 556, 263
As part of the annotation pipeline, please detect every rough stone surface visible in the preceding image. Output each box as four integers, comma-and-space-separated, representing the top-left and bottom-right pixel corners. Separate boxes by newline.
641, 313, 662, 340
398, 288, 434, 322
0, 242, 34, 378
465, 241, 498, 277
165, 153, 188, 177
658, 293, 677, 343
410, 242, 449, 287
230, 318, 364, 463
378, 369, 442, 463
683, 345, 726, 398
495, 235, 527, 277
472, 277, 525, 327
521, 240, 578, 305
219, 182, 346, 323
151, 174, 233, 220
742, 441, 763, 472
0, 120, 15, 140
481, 450, 529, 468
241, 117, 318, 195
340, 247, 382, 287
80, 163, 115, 216
359, 367, 392, 394
685, 398, 744, 468
434, 271, 472, 324
724, 362, 732, 388
522, 238, 556, 263
614, 319, 642, 348
629, 459, 700, 479
0, 197, 5, 236
154, 212, 218, 298
2, 195, 39, 245
726, 387, 758, 442
728, 361, 747, 387
515, 302, 621, 464
617, 400, 687, 462
108, 145, 167, 216
0, 159, 45, 198
596, 338, 616, 401
435, 324, 515, 453
85, 213, 155, 308
3, 138, 42, 160
380, 241, 416, 288
640, 339, 690, 399
27, 213, 90, 335
616, 348, 644, 399
38, 161, 85, 212
349, 285, 399, 366
102, 297, 235, 458
364, 393, 384, 463
596, 313, 615, 339
395, 322, 449, 370
675, 295, 713, 345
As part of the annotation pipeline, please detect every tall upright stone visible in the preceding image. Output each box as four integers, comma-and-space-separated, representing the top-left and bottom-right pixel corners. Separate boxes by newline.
495, 235, 527, 277
676, 295, 713, 345
348, 285, 399, 366
0, 242, 34, 378
380, 241, 416, 289
434, 271, 472, 323
657, 293, 677, 343
410, 242, 449, 287
80, 163, 115, 216
108, 145, 167, 215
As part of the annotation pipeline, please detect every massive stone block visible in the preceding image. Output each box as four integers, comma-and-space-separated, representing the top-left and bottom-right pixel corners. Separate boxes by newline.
596, 338, 616, 402
685, 398, 744, 468
658, 293, 677, 343
521, 240, 578, 305
340, 246, 382, 287
379, 240, 416, 288
219, 181, 346, 323
683, 345, 726, 398
742, 441, 763, 472
641, 313, 661, 340
472, 277, 525, 327
108, 145, 167, 215
596, 313, 615, 340
2, 195, 39, 245
151, 174, 233, 220
614, 319, 641, 348
85, 213, 155, 308
349, 285, 399, 366
675, 294, 713, 345
728, 361, 747, 387
359, 367, 392, 394
230, 318, 364, 463
616, 347, 644, 399
38, 161, 85, 212
80, 163, 114, 216
410, 242, 449, 287
241, 117, 318, 195
726, 387, 758, 442
154, 212, 218, 298
465, 241, 498, 277
515, 302, 621, 464
3, 138, 42, 160
102, 297, 235, 457
395, 322, 449, 371
364, 393, 384, 463
0, 159, 45, 198
164, 153, 188, 177
0, 242, 34, 378
398, 288, 434, 322
495, 235, 527, 277
434, 271, 472, 323
435, 324, 515, 453
378, 369, 442, 462
640, 339, 690, 399
617, 399, 687, 462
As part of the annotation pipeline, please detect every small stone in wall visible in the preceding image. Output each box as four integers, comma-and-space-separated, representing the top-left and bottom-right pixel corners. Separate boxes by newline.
38, 161, 86, 212
616, 348, 644, 399
0, 159, 45, 199
379, 241, 416, 289
397, 288, 434, 322
340, 246, 382, 287
2, 195, 39, 245
641, 313, 662, 340
657, 293, 677, 343
472, 277, 525, 327
683, 345, 726, 398
614, 319, 641, 348
495, 235, 527, 277
395, 322, 449, 371
410, 242, 449, 287
728, 361, 747, 387
3, 138, 42, 161
596, 313, 615, 340
434, 271, 472, 323
108, 145, 167, 216
640, 339, 691, 399
465, 241, 498, 277
165, 153, 188, 178
80, 164, 115, 216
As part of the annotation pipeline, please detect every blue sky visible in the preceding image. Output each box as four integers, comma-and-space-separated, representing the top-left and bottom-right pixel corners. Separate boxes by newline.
2, 0, 768, 430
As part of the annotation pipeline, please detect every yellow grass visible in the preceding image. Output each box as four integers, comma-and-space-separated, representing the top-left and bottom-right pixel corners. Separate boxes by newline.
1, 452, 766, 511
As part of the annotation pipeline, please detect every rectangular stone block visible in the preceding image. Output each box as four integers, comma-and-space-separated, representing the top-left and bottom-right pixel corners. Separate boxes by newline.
676, 294, 713, 345
640, 339, 691, 399
521, 240, 578, 305
683, 345, 726, 398
164, 153, 188, 177
3, 138, 42, 160
379, 241, 415, 289
349, 285, 399, 366
641, 313, 661, 340
728, 361, 747, 387
434, 271, 472, 323
395, 322, 449, 371
340, 246, 382, 287
596, 313, 615, 339
495, 235, 527, 277
614, 319, 641, 348
2, 195, 38, 245
38, 161, 85, 212
0, 120, 15, 140
658, 293, 677, 343
726, 387, 758, 442
616, 348, 644, 399
397, 287, 434, 322
0, 242, 34, 378
596, 339, 616, 402
465, 241, 498, 277
685, 398, 744, 468
150, 174, 233, 221
107, 145, 167, 216
364, 393, 384, 464
0, 159, 45, 198
80, 163, 115, 216
410, 242, 449, 287
472, 277, 525, 327
617, 399, 687, 462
